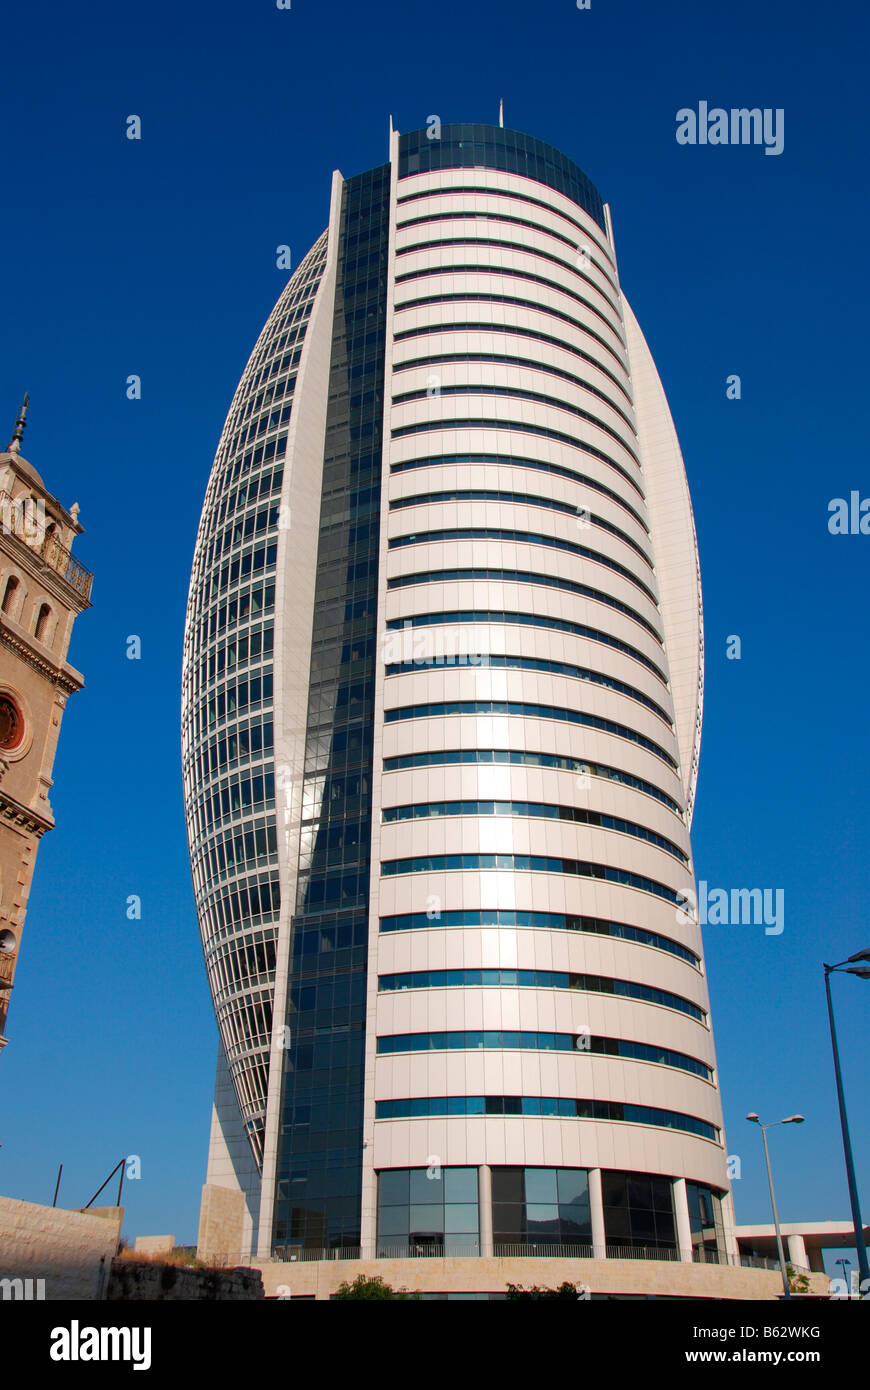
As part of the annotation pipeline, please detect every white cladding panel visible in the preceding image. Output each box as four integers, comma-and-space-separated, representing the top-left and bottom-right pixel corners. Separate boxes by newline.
361, 145, 724, 1252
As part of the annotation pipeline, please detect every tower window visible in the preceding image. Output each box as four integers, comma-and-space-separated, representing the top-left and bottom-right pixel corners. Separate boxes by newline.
35, 603, 51, 642
1, 576, 19, 615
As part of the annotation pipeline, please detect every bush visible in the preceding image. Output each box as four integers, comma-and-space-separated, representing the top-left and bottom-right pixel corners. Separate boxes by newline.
506, 1282, 587, 1300
786, 1263, 811, 1294
332, 1274, 420, 1300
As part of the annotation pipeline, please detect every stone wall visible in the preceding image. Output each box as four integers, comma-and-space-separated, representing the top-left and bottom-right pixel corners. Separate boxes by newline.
108, 1259, 264, 1301
133, 1235, 175, 1255
252, 1255, 832, 1301
0, 1197, 123, 1300
197, 1183, 245, 1265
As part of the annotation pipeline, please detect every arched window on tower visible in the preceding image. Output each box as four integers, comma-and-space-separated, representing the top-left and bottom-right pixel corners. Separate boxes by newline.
35, 603, 52, 643
1, 575, 20, 616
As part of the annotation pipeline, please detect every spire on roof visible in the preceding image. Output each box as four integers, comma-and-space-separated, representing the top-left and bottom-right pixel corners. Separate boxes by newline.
7, 393, 29, 454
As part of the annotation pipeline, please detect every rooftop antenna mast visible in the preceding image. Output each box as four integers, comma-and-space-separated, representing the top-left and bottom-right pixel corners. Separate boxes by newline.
7, 392, 29, 454
499, 99, 504, 129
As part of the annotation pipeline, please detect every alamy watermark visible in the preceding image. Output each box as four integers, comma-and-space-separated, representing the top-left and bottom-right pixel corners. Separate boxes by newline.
1, 1276, 45, 1300
676, 103, 784, 156
828, 492, 870, 535
50, 1322, 151, 1370
381, 620, 490, 668
0, 494, 46, 543
677, 881, 784, 936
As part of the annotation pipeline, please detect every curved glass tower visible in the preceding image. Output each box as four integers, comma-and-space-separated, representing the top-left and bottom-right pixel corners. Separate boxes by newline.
182, 123, 736, 1274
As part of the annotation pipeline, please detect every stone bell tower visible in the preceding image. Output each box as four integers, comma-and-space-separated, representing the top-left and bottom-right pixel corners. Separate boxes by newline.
0, 397, 92, 1049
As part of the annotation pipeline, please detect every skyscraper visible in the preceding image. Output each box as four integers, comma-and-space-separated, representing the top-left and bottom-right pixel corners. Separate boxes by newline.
183, 122, 737, 1280
0, 399, 92, 1049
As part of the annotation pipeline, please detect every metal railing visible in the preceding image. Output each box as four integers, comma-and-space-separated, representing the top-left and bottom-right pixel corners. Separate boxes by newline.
260, 1242, 814, 1274
494, 1242, 594, 1259
692, 1246, 725, 1265
376, 1243, 481, 1259
43, 533, 93, 600
0, 492, 93, 601
738, 1253, 811, 1273
606, 1243, 681, 1262
271, 1247, 362, 1263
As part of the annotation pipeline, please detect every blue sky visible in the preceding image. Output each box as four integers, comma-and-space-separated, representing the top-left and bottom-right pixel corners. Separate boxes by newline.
0, 0, 868, 1263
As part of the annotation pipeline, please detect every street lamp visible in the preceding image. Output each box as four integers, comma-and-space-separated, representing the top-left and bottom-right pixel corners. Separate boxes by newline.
835, 1256, 852, 1298
747, 1113, 805, 1299
823, 950, 870, 1294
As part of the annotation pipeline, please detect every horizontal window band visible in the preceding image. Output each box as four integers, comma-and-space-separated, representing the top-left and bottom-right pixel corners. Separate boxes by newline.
200, 542, 279, 593
376, 1031, 711, 1080
374, 1094, 719, 1141
378, 909, 700, 967
386, 567, 663, 644
396, 236, 622, 319
396, 129, 608, 226
390, 452, 646, 531
204, 500, 282, 565
394, 264, 627, 354
394, 183, 617, 270
380, 800, 687, 864
384, 610, 666, 682
389, 488, 651, 566
205, 924, 279, 964
192, 622, 276, 675
378, 967, 705, 1023
198, 464, 285, 537
392, 351, 636, 434
393, 321, 631, 404
392, 384, 639, 469
380, 852, 684, 907
381, 748, 682, 816
383, 698, 677, 769
388, 527, 657, 605
394, 293, 628, 383
395, 210, 619, 290
391, 417, 643, 500
383, 653, 672, 726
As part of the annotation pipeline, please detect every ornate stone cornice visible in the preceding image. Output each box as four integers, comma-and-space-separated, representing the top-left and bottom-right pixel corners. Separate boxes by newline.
0, 790, 52, 837
0, 621, 83, 695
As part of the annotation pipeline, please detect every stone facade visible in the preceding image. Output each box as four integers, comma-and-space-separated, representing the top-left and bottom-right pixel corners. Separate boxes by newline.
198, 1183, 246, 1267
0, 1196, 122, 1300
108, 1259, 264, 1301
133, 1235, 175, 1255
0, 407, 92, 1050
199, 1181, 830, 1300
252, 1254, 831, 1301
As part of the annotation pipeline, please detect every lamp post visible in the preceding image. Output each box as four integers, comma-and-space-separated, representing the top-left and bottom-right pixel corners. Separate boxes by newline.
835, 1256, 852, 1298
747, 1113, 805, 1299
823, 950, 870, 1294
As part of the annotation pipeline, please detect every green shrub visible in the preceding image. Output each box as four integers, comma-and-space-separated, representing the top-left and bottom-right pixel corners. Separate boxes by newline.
332, 1274, 420, 1300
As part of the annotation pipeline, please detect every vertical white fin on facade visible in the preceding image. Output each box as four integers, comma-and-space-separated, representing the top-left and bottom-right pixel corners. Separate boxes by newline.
204, 1042, 261, 1259
255, 173, 345, 1258
622, 298, 704, 825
